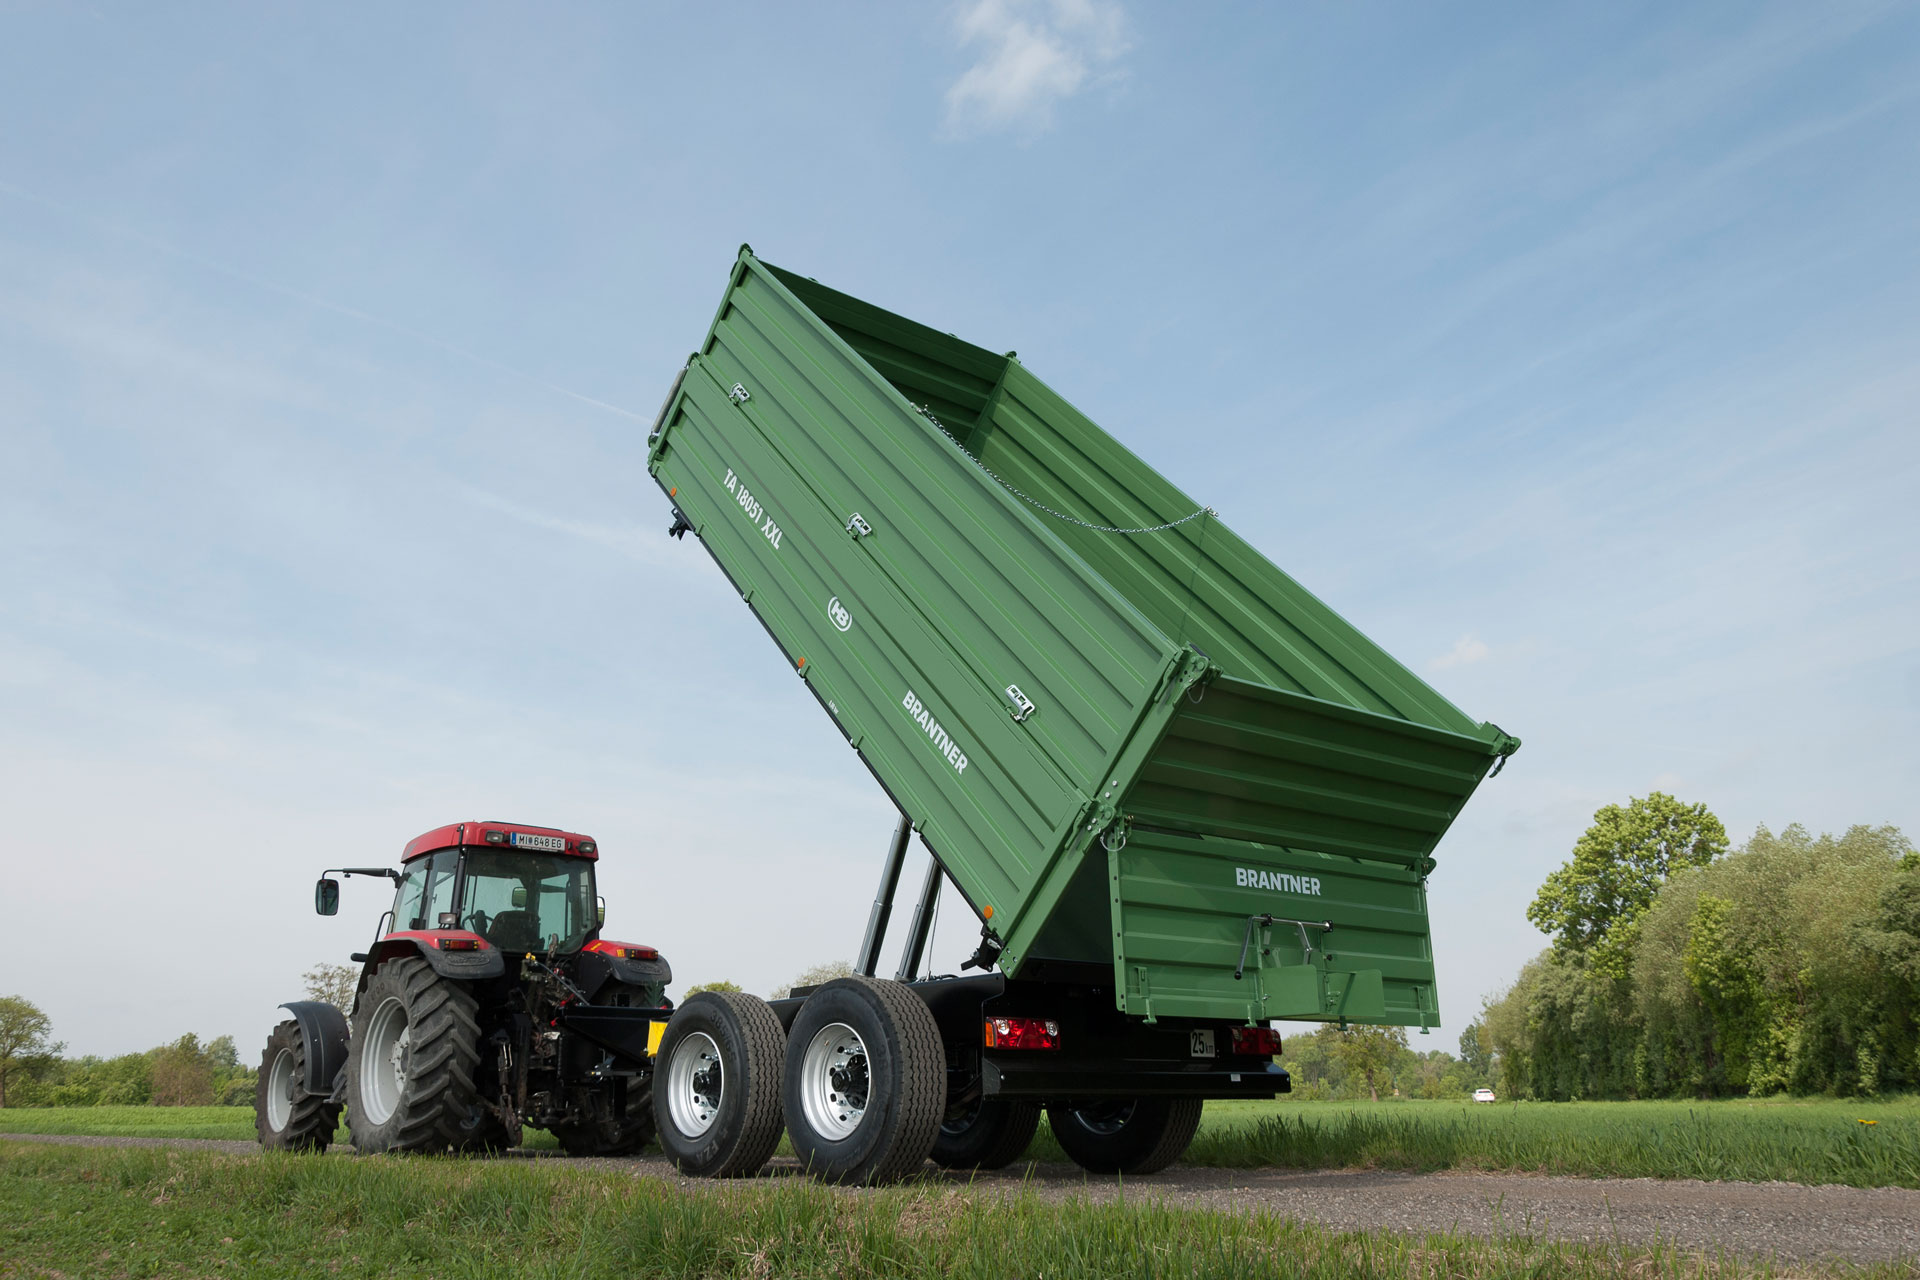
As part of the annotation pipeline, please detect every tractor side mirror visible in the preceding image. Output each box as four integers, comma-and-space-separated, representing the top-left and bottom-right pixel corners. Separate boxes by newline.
511, 887, 527, 909
597, 896, 607, 927
315, 878, 340, 916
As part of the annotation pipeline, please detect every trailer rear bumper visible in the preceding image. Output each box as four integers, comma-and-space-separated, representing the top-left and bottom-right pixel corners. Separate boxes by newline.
984, 1057, 1290, 1100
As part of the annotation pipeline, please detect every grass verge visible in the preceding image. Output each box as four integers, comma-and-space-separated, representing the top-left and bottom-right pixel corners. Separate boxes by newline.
0, 1140, 1897, 1280
5, 1096, 1914, 1188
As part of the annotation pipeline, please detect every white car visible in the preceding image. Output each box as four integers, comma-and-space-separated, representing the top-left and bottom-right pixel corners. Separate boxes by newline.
1473, 1087, 1497, 1103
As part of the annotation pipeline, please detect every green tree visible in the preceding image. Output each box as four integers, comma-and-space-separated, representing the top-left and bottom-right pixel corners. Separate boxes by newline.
774, 961, 855, 1000
0, 996, 60, 1108
1528, 793, 1728, 978
150, 1034, 216, 1106
1457, 1021, 1492, 1082
1327, 1024, 1408, 1101
684, 981, 743, 997
303, 963, 359, 1010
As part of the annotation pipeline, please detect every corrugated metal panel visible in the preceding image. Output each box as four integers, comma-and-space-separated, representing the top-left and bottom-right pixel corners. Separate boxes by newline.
976, 362, 1493, 736
1128, 675, 1503, 869
1110, 829, 1437, 1027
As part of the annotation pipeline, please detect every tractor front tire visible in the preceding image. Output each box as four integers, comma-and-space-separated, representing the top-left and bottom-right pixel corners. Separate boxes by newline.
782, 977, 946, 1185
346, 957, 486, 1155
255, 1018, 342, 1151
930, 1097, 1040, 1171
1047, 1097, 1203, 1175
652, 991, 786, 1177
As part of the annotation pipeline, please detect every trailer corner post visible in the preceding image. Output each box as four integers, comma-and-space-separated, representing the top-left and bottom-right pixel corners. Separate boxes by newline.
856, 815, 913, 977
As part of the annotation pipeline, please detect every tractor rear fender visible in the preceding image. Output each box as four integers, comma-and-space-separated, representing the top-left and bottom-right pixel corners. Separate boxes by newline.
277, 1000, 350, 1096
356, 932, 506, 995
576, 940, 672, 1001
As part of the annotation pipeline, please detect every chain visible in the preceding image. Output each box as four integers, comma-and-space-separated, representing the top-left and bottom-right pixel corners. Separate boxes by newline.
913, 404, 1214, 535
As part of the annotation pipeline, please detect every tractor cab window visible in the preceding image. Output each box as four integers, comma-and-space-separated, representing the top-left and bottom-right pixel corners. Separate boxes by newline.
392, 850, 458, 932
459, 851, 595, 954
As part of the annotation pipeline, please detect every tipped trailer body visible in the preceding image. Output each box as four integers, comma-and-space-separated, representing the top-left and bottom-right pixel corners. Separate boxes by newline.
648, 247, 1515, 1023
634, 248, 1518, 1180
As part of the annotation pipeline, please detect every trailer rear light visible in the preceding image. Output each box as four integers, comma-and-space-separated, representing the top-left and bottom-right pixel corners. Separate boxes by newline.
984, 1017, 1060, 1050
437, 937, 483, 951
1231, 1026, 1283, 1056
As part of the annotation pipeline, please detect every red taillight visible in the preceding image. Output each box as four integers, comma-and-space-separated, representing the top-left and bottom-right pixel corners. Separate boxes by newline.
1231, 1026, 1283, 1056
438, 937, 483, 951
983, 1017, 1060, 1050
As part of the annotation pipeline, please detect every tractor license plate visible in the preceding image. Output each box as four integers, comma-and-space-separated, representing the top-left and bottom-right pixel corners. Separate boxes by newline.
511, 833, 566, 852
1189, 1030, 1216, 1058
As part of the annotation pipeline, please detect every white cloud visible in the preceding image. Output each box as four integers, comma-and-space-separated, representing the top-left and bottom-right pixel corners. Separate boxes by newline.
1429, 633, 1491, 671
943, 0, 1129, 137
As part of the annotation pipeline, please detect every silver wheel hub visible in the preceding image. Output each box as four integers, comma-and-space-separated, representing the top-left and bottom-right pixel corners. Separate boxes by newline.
666, 1031, 724, 1138
363, 996, 410, 1126
799, 1022, 870, 1142
266, 1047, 296, 1131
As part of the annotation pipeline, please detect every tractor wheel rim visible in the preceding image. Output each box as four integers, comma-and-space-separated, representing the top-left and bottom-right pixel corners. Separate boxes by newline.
266, 1048, 296, 1131
666, 1031, 723, 1138
363, 996, 410, 1125
799, 1022, 870, 1142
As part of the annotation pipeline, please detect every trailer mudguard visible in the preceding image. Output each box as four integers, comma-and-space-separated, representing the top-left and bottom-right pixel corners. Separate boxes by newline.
278, 1000, 350, 1096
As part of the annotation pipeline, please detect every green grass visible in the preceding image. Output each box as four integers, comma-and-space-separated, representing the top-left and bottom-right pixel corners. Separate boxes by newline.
0, 1140, 1892, 1280
6, 1096, 1914, 1188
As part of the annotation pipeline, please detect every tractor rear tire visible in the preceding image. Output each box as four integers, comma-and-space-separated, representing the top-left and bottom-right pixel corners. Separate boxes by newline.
1047, 1096, 1203, 1175
652, 991, 786, 1177
929, 1097, 1040, 1171
346, 957, 487, 1155
782, 976, 945, 1185
255, 1018, 342, 1151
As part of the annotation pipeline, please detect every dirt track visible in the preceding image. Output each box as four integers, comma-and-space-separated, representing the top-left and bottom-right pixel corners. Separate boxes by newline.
7, 1133, 1916, 1267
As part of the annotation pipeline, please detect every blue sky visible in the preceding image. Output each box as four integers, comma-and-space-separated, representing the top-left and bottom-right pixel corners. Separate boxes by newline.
3, 1, 1916, 1057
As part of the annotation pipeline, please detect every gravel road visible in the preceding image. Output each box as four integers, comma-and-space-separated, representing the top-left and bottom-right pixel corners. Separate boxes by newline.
7, 1133, 1915, 1267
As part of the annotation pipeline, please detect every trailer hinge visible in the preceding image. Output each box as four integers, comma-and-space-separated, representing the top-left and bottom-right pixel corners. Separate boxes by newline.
846, 512, 873, 539
729, 382, 751, 405
1004, 684, 1036, 722
667, 508, 693, 540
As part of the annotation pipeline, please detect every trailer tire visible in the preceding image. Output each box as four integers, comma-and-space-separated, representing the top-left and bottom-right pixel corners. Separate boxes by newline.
1048, 1096, 1203, 1175
783, 977, 945, 1185
346, 957, 486, 1154
255, 1019, 342, 1151
653, 992, 786, 1177
929, 1097, 1040, 1171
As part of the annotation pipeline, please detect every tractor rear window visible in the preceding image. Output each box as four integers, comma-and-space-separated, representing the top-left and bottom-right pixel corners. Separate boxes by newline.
460, 851, 595, 954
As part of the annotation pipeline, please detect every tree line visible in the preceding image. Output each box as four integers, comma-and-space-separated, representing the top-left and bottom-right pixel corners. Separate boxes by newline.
1475, 794, 1918, 1100
0, 996, 257, 1108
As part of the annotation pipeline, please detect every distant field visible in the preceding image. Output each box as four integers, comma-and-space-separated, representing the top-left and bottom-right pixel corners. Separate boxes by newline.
1, 1140, 1891, 1280
5, 1096, 1913, 1187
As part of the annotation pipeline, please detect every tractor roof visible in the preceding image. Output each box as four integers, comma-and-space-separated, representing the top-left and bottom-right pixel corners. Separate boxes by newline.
402, 820, 599, 863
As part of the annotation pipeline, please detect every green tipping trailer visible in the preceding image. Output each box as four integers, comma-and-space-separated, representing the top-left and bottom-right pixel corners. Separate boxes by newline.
641, 247, 1518, 1183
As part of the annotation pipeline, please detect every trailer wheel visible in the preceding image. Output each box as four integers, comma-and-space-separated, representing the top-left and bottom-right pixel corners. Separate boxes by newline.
1047, 1097, 1203, 1175
783, 977, 945, 1185
255, 1019, 342, 1151
652, 992, 786, 1177
346, 957, 486, 1154
929, 1097, 1040, 1171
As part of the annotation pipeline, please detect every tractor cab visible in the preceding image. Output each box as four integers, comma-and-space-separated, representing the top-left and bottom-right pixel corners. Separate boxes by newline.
387, 821, 601, 954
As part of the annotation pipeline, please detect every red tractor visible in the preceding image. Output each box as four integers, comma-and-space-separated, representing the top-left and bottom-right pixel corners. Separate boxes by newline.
255, 820, 673, 1156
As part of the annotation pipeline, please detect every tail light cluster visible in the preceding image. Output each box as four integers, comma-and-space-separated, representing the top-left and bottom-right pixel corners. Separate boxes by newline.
983, 1017, 1061, 1050
1231, 1026, 1283, 1056
437, 937, 484, 952
584, 940, 658, 961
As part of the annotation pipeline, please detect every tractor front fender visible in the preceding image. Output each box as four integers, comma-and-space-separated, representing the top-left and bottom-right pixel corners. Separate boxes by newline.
278, 1000, 350, 1097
